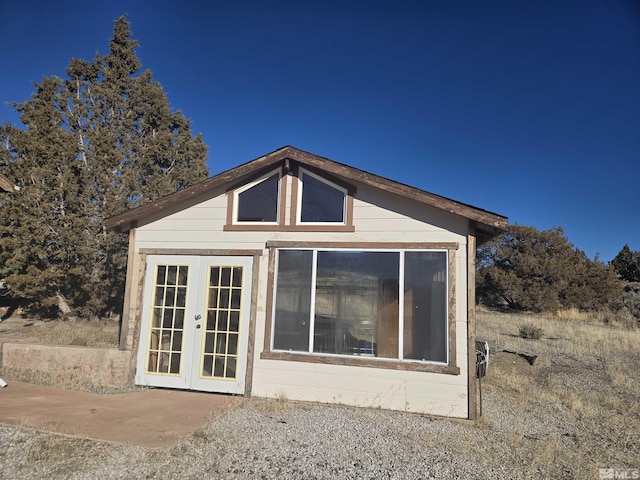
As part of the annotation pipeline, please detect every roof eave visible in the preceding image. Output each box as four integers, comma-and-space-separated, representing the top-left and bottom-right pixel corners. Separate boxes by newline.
106, 146, 508, 234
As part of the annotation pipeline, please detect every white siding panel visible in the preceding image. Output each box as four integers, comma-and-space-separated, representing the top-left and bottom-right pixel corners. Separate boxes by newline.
404, 396, 467, 417
130, 175, 474, 418
251, 356, 469, 418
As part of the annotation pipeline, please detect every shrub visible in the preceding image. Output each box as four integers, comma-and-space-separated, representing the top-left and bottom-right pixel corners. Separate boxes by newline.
518, 324, 544, 339
610, 282, 640, 328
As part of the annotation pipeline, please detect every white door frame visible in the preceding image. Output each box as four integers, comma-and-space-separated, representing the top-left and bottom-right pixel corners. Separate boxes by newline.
135, 254, 254, 394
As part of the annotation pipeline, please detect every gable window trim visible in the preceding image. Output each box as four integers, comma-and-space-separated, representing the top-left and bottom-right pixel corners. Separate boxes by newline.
224, 162, 356, 232
261, 242, 459, 375
289, 165, 355, 232
232, 168, 282, 225
295, 167, 349, 226
224, 168, 287, 230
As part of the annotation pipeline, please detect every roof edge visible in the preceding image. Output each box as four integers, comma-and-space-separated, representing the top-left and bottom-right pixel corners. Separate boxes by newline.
106, 146, 508, 233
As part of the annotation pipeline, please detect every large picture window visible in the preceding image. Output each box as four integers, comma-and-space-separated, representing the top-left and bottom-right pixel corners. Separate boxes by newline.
272, 249, 448, 364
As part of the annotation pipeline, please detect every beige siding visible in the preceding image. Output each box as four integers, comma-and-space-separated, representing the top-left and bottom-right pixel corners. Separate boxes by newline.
250, 245, 469, 418
129, 180, 471, 418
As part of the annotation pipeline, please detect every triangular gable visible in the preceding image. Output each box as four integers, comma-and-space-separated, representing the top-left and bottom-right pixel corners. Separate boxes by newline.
105, 146, 507, 239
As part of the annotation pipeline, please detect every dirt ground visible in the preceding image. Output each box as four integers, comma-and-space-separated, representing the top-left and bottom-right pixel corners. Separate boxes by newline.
0, 309, 638, 479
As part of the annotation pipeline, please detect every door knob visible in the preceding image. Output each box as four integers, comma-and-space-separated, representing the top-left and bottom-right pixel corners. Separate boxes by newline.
195, 314, 202, 320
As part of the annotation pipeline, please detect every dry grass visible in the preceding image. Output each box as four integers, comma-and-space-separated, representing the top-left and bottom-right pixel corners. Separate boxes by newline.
0, 308, 638, 478
0, 314, 119, 348
0, 314, 135, 394
477, 307, 640, 477
556, 306, 639, 329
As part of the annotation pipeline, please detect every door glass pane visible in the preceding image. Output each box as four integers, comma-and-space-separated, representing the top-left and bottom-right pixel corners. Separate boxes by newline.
202, 356, 213, 376
162, 309, 173, 328
167, 266, 177, 285
218, 310, 229, 330
225, 357, 236, 378
178, 266, 188, 285
214, 357, 225, 377
403, 252, 447, 363
229, 311, 240, 332
206, 310, 217, 330
221, 268, 231, 287
204, 333, 215, 353
228, 333, 238, 355
231, 289, 241, 309
219, 289, 230, 309
165, 287, 175, 307
146, 264, 188, 375
232, 267, 242, 287
208, 288, 219, 308
154, 287, 164, 307
176, 287, 187, 307
151, 308, 162, 328
273, 250, 313, 351
174, 309, 185, 329
201, 264, 243, 379
172, 331, 183, 351
209, 267, 220, 286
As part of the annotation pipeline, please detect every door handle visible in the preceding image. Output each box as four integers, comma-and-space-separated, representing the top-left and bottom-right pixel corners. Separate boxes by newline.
195, 314, 202, 320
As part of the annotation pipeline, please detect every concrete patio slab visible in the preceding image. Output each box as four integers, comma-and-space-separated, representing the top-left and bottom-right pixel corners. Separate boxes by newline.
0, 381, 242, 448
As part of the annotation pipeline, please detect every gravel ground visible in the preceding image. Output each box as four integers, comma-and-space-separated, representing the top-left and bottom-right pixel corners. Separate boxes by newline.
0, 392, 603, 480
1, 310, 638, 479
0, 396, 531, 480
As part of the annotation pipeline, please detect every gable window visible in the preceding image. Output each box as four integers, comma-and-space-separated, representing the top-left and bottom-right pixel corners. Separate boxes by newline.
271, 248, 448, 364
234, 171, 280, 224
297, 169, 347, 224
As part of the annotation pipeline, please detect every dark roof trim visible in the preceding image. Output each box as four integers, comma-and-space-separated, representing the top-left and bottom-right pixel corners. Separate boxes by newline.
106, 146, 508, 233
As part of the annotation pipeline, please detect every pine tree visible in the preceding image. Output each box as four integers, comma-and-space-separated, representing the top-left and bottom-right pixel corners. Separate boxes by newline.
477, 225, 621, 312
0, 15, 209, 317
611, 245, 640, 282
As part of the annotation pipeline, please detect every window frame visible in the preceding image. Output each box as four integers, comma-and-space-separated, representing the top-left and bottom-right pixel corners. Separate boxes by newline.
295, 167, 348, 226
231, 168, 282, 226
224, 162, 356, 232
261, 242, 460, 375
225, 168, 288, 231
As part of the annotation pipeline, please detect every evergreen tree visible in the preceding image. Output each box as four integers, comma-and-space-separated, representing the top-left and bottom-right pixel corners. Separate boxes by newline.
477, 225, 621, 312
0, 15, 209, 317
611, 245, 640, 282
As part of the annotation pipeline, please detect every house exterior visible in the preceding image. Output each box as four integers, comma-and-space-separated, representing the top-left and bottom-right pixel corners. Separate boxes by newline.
106, 146, 507, 419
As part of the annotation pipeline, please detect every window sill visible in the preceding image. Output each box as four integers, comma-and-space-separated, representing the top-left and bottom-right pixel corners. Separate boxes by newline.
260, 351, 460, 375
224, 224, 355, 232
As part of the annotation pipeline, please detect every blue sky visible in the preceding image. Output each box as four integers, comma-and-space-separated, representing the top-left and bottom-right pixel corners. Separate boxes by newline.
1, 1, 638, 262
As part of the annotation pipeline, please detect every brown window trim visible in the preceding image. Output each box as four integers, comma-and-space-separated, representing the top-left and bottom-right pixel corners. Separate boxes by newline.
223, 162, 356, 232
138, 248, 263, 256
260, 351, 460, 375
290, 164, 355, 229
225, 224, 356, 233
262, 243, 460, 375
266, 241, 459, 249
224, 168, 287, 230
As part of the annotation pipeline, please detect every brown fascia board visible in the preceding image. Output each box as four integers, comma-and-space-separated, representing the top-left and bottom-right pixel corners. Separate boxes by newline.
105, 146, 508, 233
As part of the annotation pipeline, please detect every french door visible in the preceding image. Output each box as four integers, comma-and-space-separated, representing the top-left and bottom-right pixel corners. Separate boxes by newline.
135, 255, 253, 394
